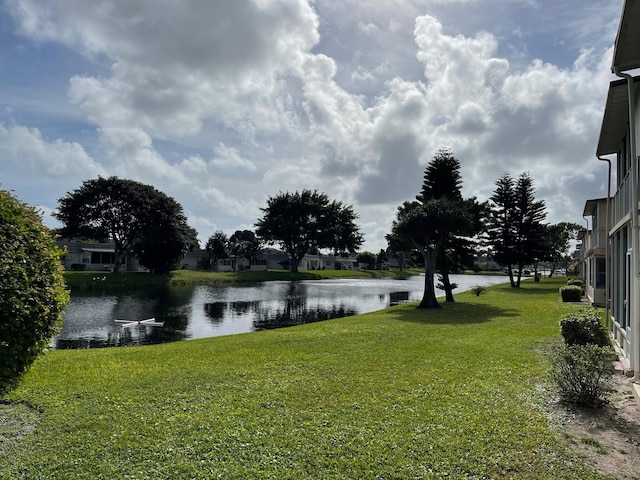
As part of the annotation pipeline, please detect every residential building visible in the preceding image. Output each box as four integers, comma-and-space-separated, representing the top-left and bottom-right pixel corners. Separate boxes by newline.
595, 0, 640, 378
579, 198, 608, 307
57, 239, 141, 272
57, 239, 361, 273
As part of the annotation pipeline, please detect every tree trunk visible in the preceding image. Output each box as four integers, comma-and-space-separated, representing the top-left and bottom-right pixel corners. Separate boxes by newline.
290, 253, 301, 273
417, 244, 442, 309
507, 264, 516, 288
113, 248, 122, 274
441, 272, 455, 302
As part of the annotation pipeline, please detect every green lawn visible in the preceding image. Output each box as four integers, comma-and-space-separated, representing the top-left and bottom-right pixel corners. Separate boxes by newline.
62, 268, 423, 291
1, 277, 605, 479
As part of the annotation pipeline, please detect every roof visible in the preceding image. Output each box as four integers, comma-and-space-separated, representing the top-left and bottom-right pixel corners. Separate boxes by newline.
81, 247, 115, 253
583, 198, 607, 217
612, 0, 640, 72
596, 77, 640, 156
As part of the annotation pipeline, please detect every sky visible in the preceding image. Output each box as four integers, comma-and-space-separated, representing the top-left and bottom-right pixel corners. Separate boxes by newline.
0, 0, 626, 252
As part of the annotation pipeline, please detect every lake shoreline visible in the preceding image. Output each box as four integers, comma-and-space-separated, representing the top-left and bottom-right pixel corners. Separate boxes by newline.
62, 268, 506, 291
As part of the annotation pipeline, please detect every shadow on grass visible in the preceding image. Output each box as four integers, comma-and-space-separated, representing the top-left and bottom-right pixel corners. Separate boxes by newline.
385, 301, 519, 325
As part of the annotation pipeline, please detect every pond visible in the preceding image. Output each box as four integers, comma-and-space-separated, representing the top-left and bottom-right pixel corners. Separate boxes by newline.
55, 274, 510, 349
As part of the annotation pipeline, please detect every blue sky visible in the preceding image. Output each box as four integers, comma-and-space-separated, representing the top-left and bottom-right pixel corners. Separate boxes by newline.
0, 0, 624, 251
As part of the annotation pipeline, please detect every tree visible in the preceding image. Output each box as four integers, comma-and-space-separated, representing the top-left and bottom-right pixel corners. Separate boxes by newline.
487, 172, 547, 287
486, 172, 517, 284
542, 222, 582, 277
385, 233, 410, 271
229, 230, 260, 269
255, 190, 363, 272
356, 251, 376, 270
205, 231, 229, 270
390, 199, 469, 308
54, 176, 197, 274
133, 220, 199, 274
1, 190, 70, 395
402, 149, 480, 303
376, 249, 388, 269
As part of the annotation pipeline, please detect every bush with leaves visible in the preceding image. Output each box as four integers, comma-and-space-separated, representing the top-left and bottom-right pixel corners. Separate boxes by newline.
559, 285, 582, 302
549, 343, 615, 407
566, 278, 585, 295
559, 308, 610, 347
551, 308, 614, 407
0, 190, 69, 395
470, 285, 486, 297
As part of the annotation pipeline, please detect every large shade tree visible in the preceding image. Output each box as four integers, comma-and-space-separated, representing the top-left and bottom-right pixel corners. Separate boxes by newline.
255, 190, 363, 272
54, 176, 197, 274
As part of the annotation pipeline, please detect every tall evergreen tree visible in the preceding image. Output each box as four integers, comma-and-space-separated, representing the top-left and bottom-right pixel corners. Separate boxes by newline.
487, 172, 546, 287
389, 149, 471, 308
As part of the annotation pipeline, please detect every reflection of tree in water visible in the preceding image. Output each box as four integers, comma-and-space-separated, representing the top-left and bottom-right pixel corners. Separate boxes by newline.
230, 301, 257, 316
204, 302, 226, 323
253, 295, 357, 331
204, 301, 260, 325
54, 321, 187, 349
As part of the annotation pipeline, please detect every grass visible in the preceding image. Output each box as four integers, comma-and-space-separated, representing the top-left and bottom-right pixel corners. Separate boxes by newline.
62, 268, 423, 291
0, 277, 607, 479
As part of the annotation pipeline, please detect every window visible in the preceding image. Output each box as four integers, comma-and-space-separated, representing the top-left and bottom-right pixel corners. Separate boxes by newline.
90, 251, 115, 264
595, 258, 606, 289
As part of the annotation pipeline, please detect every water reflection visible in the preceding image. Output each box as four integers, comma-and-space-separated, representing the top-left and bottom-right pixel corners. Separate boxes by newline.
56, 275, 509, 349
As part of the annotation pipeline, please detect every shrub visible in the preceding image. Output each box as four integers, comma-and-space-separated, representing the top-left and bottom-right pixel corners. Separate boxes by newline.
549, 343, 615, 407
470, 285, 486, 297
559, 285, 582, 302
566, 278, 585, 295
0, 190, 70, 396
559, 308, 610, 347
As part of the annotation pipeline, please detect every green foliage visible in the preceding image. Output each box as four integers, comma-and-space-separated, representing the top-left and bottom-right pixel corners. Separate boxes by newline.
0, 190, 69, 395
543, 223, 582, 273
566, 278, 586, 295
55, 177, 197, 274
487, 172, 547, 287
228, 230, 260, 264
559, 285, 582, 302
552, 308, 614, 408
470, 285, 487, 296
549, 343, 615, 408
389, 150, 478, 308
356, 251, 376, 269
559, 308, 610, 347
255, 190, 363, 272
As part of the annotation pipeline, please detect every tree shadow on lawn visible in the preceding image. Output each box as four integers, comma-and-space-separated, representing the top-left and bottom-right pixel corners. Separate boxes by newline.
386, 301, 519, 326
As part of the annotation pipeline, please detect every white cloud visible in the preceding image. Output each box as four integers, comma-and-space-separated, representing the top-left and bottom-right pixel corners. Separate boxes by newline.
209, 144, 257, 172
0, 123, 104, 178
1, 0, 622, 252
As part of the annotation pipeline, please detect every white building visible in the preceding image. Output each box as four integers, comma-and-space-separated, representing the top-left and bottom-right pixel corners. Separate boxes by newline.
579, 198, 608, 307
595, 0, 640, 379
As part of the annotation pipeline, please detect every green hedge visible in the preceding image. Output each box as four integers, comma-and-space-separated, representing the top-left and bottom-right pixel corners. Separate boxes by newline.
559, 285, 582, 302
0, 190, 69, 395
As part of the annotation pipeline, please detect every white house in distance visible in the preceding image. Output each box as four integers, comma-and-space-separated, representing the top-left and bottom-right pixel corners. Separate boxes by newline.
595, 0, 640, 384
579, 198, 608, 307
57, 238, 362, 273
